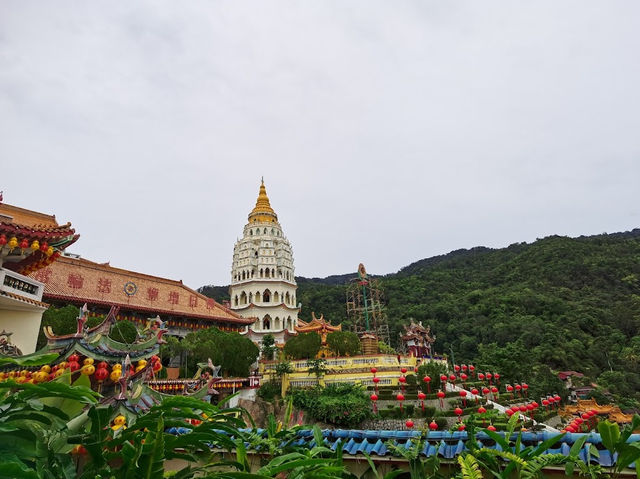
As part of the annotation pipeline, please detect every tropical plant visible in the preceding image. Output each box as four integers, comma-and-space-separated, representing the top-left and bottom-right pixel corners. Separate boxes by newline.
462, 414, 570, 479
261, 334, 278, 361
385, 433, 442, 479
596, 415, 640, 478
0, 374, 98, 478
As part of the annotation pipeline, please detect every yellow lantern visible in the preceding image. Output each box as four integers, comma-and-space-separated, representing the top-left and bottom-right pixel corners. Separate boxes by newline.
58, 361, 67, 369
8, 237, 17, 251
55, 368, 65, 378
110, 370, 121, 382
19, 370, 28, 377
15, 376, 26, 384
113, 364, 122, 371
7, 371, 16, 379
46, 246, 54, 256
81, 364, 95, 376
31, 240, 40, 251
83, 358, 94, 366
0, 372, 5, 381
40, 365, 51, 373
33, 371, 49, 383
111, 415, 127, 431
137, 359, 147, 368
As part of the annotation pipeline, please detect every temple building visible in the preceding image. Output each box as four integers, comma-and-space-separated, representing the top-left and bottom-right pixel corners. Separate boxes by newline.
0, 202, 79, 353
400, 320, 436, 358
29, 255, 253, 336
230, 180, 299, 345
295, 312, 341, 357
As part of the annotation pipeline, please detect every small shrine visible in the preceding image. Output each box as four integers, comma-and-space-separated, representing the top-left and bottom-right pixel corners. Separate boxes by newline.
400, 320, 436, 358
296, 312, 342, 358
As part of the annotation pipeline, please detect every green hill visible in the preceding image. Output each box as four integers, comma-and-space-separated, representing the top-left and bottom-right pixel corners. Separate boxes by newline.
200, 229, 640, 405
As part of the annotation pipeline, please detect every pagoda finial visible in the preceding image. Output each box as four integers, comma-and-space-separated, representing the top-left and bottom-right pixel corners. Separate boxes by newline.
248, 178, 278, 223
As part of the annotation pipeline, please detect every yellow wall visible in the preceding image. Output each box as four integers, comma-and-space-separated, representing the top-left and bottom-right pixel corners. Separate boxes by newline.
260, 354, 447, 393
0, 309, 45, 355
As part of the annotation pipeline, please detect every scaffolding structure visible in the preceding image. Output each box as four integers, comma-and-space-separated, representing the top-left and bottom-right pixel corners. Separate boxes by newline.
346, 263, 390, 346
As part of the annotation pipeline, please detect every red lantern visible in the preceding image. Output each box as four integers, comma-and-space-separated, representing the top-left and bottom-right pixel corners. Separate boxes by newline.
97, 361, 108, 370
542, 399, 550, 409
68, 354, 80, 363
429, 421, 438, 430
405, 420, 414, 428
423, 375, 431, 393
370, 394, 378, 401
440, 374, 447, 382
414, 367, 418, 373
437, 390, 445, 409
494, 373, 500, 384
471, 388, 479, 395
399, 376, 406, 383
95, 368, 109, 382
0, 234, 6, 246
460, 373, 468, 381
487, 425, 497, 432
469, 365, 475, 372
401, 367, 407, 374
370, 367, 377, 374
458, 423, 466, 431
454, 365, 461, 372
478, 406, 486, 414
454, 407, 463, 416
153, 362, 162, 372
462, 365, 468, 372
449, 374, 456, 382
506, 409, 514, 417
68, 361, 80, 372
459, 390, 467, 407
519, 405, 527, 413
482, 387, 490, 396
478, 373, 485, 381
418, 392, 426, 400
20, 238, 29, 250
40, 241, 48, 252
373, 377, 380, 384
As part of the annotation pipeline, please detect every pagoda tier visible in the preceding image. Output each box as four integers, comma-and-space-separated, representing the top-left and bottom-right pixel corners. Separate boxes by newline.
0, 203, 79, 275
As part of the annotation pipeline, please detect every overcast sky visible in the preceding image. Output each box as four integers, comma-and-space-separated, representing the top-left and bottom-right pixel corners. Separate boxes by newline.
1, 2, 639, 288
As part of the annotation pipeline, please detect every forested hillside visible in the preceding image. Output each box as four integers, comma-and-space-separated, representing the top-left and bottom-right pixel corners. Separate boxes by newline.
200, 229, 640, 405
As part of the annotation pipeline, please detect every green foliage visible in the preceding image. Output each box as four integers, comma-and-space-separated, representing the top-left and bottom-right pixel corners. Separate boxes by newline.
306, 358, 327, 378
36, 305, 80, 349
290, 384, 373, 428
257, 381, 281, 402
597, 415, 640, 478
283, 332, 321, 359
326, 330, 361, 357
378, 341, 396, 354
274, 360, 293, 378
179, 327, 259, 377
109, 320, 138, 344
417, 360, 448, 393
276, 232, 640, 403
261, 333, 277, 361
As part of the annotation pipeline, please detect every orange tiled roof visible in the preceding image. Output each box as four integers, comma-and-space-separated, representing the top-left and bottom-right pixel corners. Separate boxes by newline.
28, 256, 252, 325
0, 290, 49, 309
0, 203, 59, 228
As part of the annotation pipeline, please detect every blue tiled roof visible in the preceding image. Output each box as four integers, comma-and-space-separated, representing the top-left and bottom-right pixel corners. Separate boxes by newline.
164, 426, 640, 469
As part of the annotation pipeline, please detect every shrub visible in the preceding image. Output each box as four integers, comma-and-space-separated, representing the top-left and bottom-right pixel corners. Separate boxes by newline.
290, 384, 373, 428
257, 381, 281, 402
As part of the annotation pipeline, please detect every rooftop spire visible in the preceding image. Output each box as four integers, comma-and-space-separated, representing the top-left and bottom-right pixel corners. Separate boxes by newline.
248, 178, 278, 223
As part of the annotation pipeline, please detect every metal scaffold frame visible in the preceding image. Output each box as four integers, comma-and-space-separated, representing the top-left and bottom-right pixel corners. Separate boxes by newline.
345, 263, 390, 345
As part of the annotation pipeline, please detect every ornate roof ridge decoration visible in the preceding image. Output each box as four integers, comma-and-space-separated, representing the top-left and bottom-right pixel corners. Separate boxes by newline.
43, 305, 168, 360
296, 312, 341, 333
0, 202, 79, 275
400, 320, 436, 343
248, 178, 278, 223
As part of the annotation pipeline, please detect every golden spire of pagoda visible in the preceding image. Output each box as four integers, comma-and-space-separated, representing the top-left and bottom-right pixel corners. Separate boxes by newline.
248, 178, 278, 223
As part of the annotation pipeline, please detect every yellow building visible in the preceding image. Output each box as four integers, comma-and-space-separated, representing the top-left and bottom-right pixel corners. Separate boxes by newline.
260, 354, 447, 393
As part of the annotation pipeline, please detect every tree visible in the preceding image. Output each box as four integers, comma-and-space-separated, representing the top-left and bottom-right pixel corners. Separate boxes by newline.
417, 360, 448, 393
109, 320, 138, 344
283, 332, 321, 359
36, 305, 102, 349
261, 334, 277, 361
181, 327, 259, 377
326, 331, 361, 357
